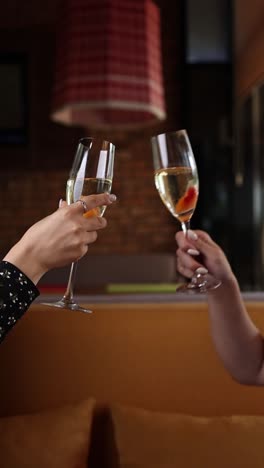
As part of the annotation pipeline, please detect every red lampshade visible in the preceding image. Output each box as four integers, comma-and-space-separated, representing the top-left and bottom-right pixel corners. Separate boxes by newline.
50, 0, 166, 130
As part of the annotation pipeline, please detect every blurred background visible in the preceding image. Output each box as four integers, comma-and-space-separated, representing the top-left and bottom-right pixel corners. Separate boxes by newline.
0, 0, 263, 291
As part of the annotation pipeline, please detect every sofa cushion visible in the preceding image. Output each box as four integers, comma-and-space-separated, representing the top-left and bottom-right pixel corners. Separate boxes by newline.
110, 403, 264, 468
0, 398, 95, 468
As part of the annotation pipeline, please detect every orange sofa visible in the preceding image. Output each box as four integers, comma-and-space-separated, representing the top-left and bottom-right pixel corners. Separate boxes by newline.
0, 300, 264, 467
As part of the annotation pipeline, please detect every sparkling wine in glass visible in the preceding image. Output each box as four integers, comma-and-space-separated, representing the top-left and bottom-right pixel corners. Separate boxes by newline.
151, 129, 221, 293
43, 137, 115, 312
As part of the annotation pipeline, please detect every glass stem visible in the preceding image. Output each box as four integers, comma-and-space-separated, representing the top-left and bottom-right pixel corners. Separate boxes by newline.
62, 261, 78, 305
181, 220, 190, 237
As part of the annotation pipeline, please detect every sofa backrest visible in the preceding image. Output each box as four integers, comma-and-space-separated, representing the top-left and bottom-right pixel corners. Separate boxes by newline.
0, 301, 264, 418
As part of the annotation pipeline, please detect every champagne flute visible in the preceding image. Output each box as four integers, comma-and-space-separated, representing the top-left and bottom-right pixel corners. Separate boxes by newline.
43, 137, 115, 312
151, 129, 221, 293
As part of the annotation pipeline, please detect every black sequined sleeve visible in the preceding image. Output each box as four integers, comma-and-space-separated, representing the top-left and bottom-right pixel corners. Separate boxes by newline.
0, 261, 39, 343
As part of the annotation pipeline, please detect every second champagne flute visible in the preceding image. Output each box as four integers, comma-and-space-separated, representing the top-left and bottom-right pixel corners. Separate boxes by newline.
43, 137, 115, 313
151, 129, 221, 293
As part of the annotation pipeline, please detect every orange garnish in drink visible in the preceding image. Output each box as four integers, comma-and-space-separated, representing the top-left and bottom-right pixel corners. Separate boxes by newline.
176, 186, 198, 214
83, 208, 100, 218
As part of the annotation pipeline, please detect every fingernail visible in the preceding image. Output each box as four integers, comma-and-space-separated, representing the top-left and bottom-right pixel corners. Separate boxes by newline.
59, 198, 63, 208
187, 248, 200, 256
187, 230, 198, 240
196, 267, 208, 275
109, 194, 117, 202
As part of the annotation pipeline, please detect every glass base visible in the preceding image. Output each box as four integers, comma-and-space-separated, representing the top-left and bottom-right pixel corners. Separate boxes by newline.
41, 299, 92, 314
177, 272, 222, 294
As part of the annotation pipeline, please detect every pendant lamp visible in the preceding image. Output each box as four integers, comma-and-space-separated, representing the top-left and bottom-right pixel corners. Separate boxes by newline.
50, 0, 166, 130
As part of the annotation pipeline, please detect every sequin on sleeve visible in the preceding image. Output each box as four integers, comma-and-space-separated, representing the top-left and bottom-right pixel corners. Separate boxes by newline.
0, 261, 39, 343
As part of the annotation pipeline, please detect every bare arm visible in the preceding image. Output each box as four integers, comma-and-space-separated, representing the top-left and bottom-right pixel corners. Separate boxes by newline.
176, 230, 264, 386
207, 278, 264, 385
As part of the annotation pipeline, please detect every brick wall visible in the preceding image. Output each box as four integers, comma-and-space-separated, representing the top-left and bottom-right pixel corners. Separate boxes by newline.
0, 1, 183, 256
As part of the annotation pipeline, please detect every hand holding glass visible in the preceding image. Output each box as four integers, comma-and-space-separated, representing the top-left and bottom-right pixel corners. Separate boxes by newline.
43, 137, 115, 312
151, 129, 221, 293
